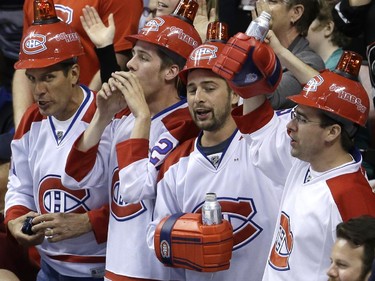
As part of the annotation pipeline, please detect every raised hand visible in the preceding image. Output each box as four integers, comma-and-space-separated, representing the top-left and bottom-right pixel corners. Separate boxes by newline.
80, 5, 115, 48
194, 0, 216, 41
96, 81, 128, 122
213, 34, 282, 98
109, 72, 150, 119
109, 71, 151, 139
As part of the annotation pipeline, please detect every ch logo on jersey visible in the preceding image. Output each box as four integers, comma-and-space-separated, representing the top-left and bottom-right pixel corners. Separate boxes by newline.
189, 44, 218, 62
38, 175, 91, 214
268, 212, 294, 271
110, 168, 147, 221
55, 4, 73, 24
142, 17, 165, 32
194, 197, 262, 250
22, 33, 47, 55
303, 75, 324, 93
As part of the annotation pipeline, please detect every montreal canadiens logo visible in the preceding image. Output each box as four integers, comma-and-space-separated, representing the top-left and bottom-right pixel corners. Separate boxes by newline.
110, 167, 147, 221
190, 45, 218, 61
38, 175, 90, 214
303, 74, 324, 92
23, 33, 47, 55
268, 212, 294, 271
160, 240, 171, 258
193, 197, 262, 251
143, 17, 165, 32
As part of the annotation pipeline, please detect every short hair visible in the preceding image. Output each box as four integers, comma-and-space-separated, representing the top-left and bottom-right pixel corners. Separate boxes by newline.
156, 46, 187, 95
286, 0, 321, 36
52, 58, 77, 76
336, 216, 375, 279
156, 46, 186, 71
310, 0, 351, 48
317, 109, 358, 152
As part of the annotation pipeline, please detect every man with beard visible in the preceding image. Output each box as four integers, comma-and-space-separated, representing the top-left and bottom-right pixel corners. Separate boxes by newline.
327, 216, 375, 281
147, 29, 285, 281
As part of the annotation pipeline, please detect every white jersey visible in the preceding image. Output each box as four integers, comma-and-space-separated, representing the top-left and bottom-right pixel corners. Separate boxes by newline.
5, 86, 108, 278
62, 99, 199, 280
230, 101, 375, 281
147, 126, 284, 281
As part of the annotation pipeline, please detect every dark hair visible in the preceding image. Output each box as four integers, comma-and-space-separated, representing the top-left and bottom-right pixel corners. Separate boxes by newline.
310, 0, 351, 47
318, 110, 357, 152
156, 46, 186, 71
156, 46, 187, 95
52, 58, 77, 77
336, 216, 375, 279
287, 0, 321, 36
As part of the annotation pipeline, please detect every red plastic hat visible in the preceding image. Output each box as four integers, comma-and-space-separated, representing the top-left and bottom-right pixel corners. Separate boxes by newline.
179, 21, 229, 84
15, 0, 84, 69
288, 51, 369, 127
126, 0, 201, 60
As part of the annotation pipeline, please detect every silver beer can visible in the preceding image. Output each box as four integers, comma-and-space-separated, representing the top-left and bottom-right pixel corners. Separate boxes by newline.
202, 192, 222, 225
245, 11, 271, 42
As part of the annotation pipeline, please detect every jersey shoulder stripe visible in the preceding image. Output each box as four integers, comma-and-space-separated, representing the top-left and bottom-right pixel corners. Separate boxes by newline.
327, 170, 375, 221
81, 90, 98, 124
14, 103, 45, 140
157, 138, 196, 182
162, 107, 199, 143
232, 100, 274, 134
114, 107, 131, 120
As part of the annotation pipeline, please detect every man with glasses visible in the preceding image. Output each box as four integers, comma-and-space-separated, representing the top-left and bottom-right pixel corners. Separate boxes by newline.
213, 36, 375, 280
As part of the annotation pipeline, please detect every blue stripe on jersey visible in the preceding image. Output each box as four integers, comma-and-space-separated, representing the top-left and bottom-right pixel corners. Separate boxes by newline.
152, 98, 186, 120
49, 86, 91, 145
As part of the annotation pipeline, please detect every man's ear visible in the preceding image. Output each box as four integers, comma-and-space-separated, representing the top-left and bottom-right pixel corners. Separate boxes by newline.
325, 123, 342, 143
164, 64, 180, 82
291, 4, 304, 25
324, 21, 335, 38
70, 64, 80, 85
231, 90, 240, 107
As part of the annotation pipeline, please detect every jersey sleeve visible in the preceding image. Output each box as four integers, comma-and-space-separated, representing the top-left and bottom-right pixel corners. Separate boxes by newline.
232, 100, 294, 186
62, 123, 113, 190
146, 162, 182, 251
87, 204, 109, 244
117, 108, 199, 203
4, 107, 39, 219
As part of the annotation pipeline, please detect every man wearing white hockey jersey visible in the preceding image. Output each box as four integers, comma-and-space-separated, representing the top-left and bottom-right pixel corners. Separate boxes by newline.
4, 6, 109, 281
146, 31, 285, 280
61, 7, 202, 280
213, 33, 375, 281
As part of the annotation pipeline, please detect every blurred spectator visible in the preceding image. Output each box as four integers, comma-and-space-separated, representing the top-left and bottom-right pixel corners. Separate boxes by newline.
81, 0, 213, 83
327, 216, 375, 281
219, 0, 255, 36
255, 0, 325, 109
307, 0, 351, 70
0, 0, 21, 162
332, 0, 375, 58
